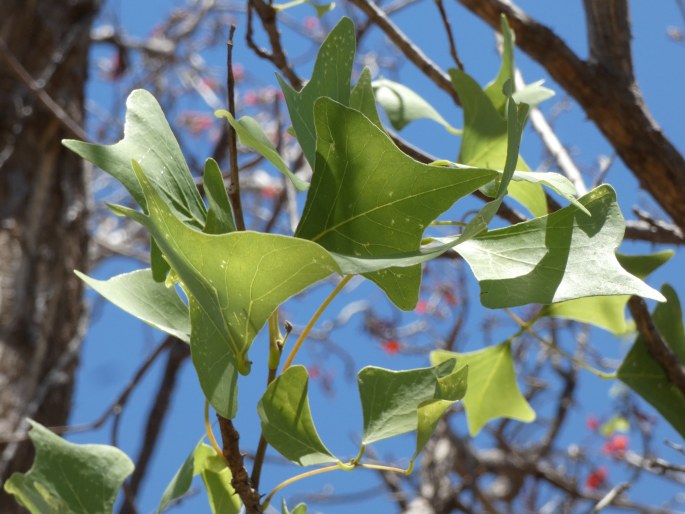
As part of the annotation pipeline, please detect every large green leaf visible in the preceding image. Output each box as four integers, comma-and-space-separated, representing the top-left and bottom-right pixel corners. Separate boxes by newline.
64, 89, 206, 227
542, 250, 673, 334
432, 342, 535, 436
278, 17, 355, 168
618, 285, 685, 439
4, 420, 134, 514
456, 185, 666, 308
76, 268, 191, 343
216, 111, 310, 191
452, 68, 547, 218
295, 98, 497, 309
257, 366, 339, 466
116, 162, 340, 382
373, 78, 460, 133
358, 360, 467, 465
197, 448, 241, 514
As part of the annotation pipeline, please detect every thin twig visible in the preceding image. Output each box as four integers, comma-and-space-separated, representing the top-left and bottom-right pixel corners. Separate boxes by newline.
226, 25, 246, 230
435, 0, 464, 70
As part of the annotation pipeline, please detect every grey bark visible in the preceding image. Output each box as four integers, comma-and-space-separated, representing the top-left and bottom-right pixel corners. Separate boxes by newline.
0, 1, 98, 511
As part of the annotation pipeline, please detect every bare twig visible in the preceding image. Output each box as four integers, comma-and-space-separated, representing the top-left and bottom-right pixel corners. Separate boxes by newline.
226, 25, 246, 230
435, 0, 464, 70
218, 417, 263, 513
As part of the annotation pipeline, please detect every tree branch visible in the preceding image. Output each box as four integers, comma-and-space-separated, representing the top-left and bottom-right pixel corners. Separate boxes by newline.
583, 0, 634, 81
457, 0, 685, 233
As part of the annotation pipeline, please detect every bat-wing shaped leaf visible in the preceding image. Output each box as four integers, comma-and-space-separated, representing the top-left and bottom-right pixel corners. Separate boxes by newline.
258, 366, 339, 466
432, 343, 535, 436
296, 98, 497, 309
457, 185, 666, 308
4, 420, 134, 514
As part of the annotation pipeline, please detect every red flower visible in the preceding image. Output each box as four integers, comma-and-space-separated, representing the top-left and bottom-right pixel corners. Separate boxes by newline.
308, 365, 320, 379
585, 467, 608, 490
382, 340, 400, 355
415, 300, 428, 314
602, 434, 629, 456
586, 416, 599, 431
303, 16, 320, 32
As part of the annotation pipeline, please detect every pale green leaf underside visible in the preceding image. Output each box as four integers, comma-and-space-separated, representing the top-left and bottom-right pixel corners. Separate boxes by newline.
282, 499, 308, 514
258, 366, 339, 466
512, 80, 555, 107
200, 459, 241, 514
457, 185, 666, 309
373, 78, 459, 133
542, 250, 673, 334
216, 110, 309, 191
76, 269, 191, 343
619, 285, 685, 439
158, 439, 206, 514
358, 359, 465, 445
295, 98, 497, 309
484, 15, 515, 114
203, 158, 237, 234
4, 420, 133, 514
432, 342, 535, 436
122, 161, 340, 382
278, 17, 355, 168
64, 89, 206, 226
350, 67, 383, 128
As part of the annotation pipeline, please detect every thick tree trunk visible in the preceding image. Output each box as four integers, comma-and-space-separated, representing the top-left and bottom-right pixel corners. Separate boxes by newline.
0, 1, 97, 511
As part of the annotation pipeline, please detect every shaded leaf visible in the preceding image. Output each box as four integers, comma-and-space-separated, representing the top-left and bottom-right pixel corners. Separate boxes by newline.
618, 285, 685, 439
542, 250, 673, 333
295, 98, 497, 309
432, 342, 535, 436
373, 78, 460, 133
350, 67, 383, 128
358, 360, 467, 450
257, 366, 339, 466
484, 15, 514, 114
76, 269, 190, 343
4, 420, 133, 514
203, 158, 237, 234
158, 440, 206, 513
457, 185, 666, 308
116, 161, 339, 413
216, 111, 309, 191
64, 89, 205, 226
278, 17, 355, 168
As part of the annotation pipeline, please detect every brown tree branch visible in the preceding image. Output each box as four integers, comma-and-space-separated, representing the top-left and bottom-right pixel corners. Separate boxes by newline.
457, 0, 685, 233
583, 0, 634, 81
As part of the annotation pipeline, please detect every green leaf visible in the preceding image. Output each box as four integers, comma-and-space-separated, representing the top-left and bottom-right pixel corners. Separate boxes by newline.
618, 285, 685, 439
157, 440, 205, 513
63, 89, 206, 227
198, 457, 241, 514
599, 415, 630, 437
512, 80, 555, 107
484, 15, 514, 114
4, 420, 134, 514
350, 67, 383, 128
120, 161, 339, 403
295, 98, 497, 309
542, 250, 673, 334
432, 342, 535, 436
372, 78, 460, 133
278, 17, 355, 168
216, 111, 309, 191
257, 366, 339, 466
451, 68, 547, 218
358, 360, 467, 465
76, 268, 191, 343
282, 499, 308, 514
456, 185, 666, 308
308, 0, 335, 17
203, 158, 237, 234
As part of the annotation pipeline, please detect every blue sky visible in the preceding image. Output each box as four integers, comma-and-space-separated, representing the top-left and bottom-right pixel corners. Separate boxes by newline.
69, 1, 685, 513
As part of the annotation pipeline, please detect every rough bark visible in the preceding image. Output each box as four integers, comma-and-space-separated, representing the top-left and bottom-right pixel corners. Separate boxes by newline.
0, 1, 97, 511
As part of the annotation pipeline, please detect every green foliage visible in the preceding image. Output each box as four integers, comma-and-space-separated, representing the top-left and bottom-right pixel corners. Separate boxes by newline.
11, 14, 673, 514
619, 285, 685, 438
3, 421, 133, 514
258, 366, 339, 466
432, 342, 535, 436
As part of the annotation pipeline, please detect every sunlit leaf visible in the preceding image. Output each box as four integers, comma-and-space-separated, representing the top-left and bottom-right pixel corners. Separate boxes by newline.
4, 420, 133, 514
373, 78, 460, 133
282, 499, 308, 514
278, 17, 355, 168
295, 98, 497, 309
618, 285, 685, 439
542, 250, 673, 333
115, 161, 339, 414
484, 15, 515, 114
457, 185, 666, 308
257, 366, 339, 466
158, 440, 207, 513
203, 158, 237, 234
432, 342, 535, 436
512, 80, 555, 107
64, 89, 206, 226
198, 452, 241, 514
76, 268, 191, 343
216, 111, 309, 191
